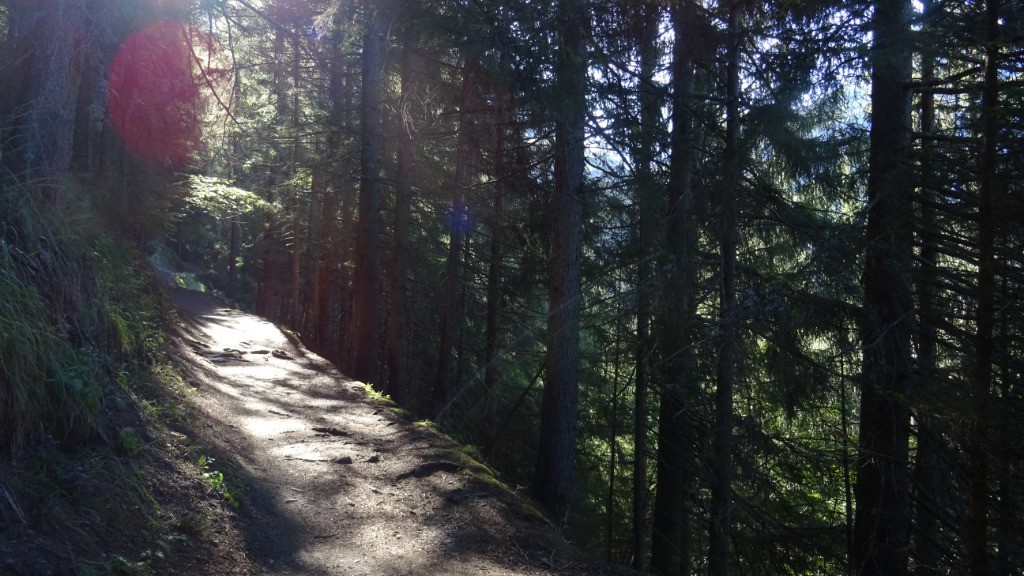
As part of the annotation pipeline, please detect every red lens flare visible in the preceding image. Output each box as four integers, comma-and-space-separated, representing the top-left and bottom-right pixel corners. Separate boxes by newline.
107, 21, 216, 167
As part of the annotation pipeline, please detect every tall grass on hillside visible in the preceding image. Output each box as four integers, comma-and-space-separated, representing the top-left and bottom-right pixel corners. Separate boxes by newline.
0, 184, 159, 452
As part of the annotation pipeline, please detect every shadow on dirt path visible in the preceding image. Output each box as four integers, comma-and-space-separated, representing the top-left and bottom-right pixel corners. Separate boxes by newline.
165, 286, 632, 576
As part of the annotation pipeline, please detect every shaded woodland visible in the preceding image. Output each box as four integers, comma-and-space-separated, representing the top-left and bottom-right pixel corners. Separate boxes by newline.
2, 0, 1024, 574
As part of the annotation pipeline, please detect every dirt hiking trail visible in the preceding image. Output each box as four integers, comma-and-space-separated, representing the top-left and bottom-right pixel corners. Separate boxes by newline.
168, 285, 631, 576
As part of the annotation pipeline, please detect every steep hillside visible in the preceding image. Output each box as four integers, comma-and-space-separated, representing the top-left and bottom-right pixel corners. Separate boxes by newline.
0, 186, 251, 574
0, 185, 631, 575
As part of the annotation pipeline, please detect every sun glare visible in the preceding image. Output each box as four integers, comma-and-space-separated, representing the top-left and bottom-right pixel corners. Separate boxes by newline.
107, 21, 225, 167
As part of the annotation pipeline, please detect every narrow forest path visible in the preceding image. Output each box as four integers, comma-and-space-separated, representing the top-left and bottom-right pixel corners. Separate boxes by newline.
166, 286, 628, 576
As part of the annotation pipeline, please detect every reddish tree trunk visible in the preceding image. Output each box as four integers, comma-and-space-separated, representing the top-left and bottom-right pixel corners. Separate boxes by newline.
434, 58, 478, 416
347, 3, 386, 385
386, 33, 416, 405
531, 0, 587, 529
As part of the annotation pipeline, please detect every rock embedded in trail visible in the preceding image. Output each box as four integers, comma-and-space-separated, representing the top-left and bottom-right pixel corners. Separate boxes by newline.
395, 461, 463, 481
312, 426, 349, 437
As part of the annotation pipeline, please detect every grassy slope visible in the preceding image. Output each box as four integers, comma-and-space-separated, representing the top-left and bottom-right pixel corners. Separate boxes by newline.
0, 185, 253, 575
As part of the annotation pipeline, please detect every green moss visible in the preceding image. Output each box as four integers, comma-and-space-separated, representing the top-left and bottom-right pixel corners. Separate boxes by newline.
119, 427, 142, 456
442, 444, 553, 528
361, 382, 399, 408
414, 419, 440, 432
173, 272, 207, 292
516, 501, 551, 524
280, 327, 302, 346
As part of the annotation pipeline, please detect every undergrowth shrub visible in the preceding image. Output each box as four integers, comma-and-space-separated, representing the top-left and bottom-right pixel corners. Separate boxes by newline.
91, 232, 168, 360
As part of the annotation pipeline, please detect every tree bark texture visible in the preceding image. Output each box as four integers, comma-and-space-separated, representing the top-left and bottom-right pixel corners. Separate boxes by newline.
531, 0, 587, 529
967, 1, 1000, 574
347, 1, 385, 386
387, 32, 416, 406
4, 0, 87, 200
228, 216, 241, 302
288, 32, 304, 331
434, 58, 477, 417
322, 16, 354, 366
709, 3, 741, 574
651, 3, 701, 574
911, 3, 944, 571
631, 3, 662, 570
312, 167, 336, 352
852, 0, 914, 574
484, 86, 511, 432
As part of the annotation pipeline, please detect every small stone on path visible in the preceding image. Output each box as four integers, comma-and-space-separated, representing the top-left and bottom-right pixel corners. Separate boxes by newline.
312, 426, 349, 437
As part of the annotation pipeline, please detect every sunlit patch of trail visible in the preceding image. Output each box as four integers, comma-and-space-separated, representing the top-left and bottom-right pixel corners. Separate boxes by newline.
168, 285, 587, 576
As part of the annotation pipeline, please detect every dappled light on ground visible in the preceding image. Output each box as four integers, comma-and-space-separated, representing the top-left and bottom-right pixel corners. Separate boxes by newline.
167, 286, 621, 576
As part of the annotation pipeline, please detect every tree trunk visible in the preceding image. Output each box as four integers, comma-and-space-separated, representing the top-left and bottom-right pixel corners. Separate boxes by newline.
651, 3, 700, 574
347, 1, 385, 386
995, 295, 1015, 576
331, 35, 357, 366
840, 357, 854, 573
227, 216, 241, 302
967, 1, 1000, 574
4, 0, 87, 201
911, 2, 943, 572
852, 0, 914, 574
632, 4, 661, 570
434, 58, 477, 417
531, 0, 587, 529
709, 3, 740, 574
336, 174, 356, 365
288, 31, 304, 330
607, 326, 623, 563
452, 236, 471, 403
289, 187, 303, 329
483, 87, 509, 433
387, 31, 416, 406
313, 167, 337, 352
256, 173, 282, 319
257, 27, 290, 323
